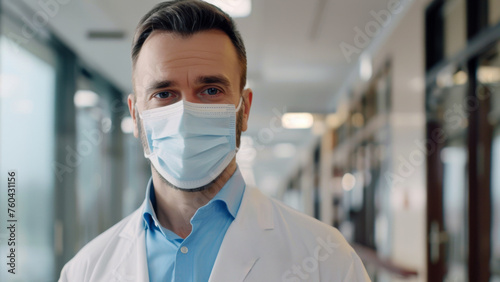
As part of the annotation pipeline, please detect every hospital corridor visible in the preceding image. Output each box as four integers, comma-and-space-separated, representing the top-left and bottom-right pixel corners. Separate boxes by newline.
0, 0, 499, 281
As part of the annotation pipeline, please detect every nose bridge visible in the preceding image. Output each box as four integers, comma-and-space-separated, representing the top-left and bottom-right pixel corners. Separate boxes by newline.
180, 68, 201, 104
182, 93, 200, 104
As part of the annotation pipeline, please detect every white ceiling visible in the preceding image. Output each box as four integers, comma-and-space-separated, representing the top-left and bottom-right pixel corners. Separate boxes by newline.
14, 0, 396, 192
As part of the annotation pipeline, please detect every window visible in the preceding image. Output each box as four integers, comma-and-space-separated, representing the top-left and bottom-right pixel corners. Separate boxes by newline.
0, 32, 57, 280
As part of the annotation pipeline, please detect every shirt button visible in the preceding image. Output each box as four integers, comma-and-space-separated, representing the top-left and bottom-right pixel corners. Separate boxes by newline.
180, 246, 188, 254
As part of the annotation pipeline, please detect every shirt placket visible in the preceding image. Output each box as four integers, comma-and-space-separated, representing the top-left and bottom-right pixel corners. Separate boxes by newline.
174, 239, 192, 281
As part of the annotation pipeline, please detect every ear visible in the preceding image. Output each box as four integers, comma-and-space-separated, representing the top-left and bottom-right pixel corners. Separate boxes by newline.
241, 88, 253, 132
127, 94, 139, 138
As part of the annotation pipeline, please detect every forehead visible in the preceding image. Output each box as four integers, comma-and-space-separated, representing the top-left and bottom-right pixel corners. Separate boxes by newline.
133, 29, 240, 90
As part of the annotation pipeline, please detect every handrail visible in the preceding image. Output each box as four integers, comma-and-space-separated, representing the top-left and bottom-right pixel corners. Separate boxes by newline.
353, 244, 419, 278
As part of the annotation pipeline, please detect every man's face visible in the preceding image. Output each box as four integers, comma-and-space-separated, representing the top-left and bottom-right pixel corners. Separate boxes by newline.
127, 29, 252, 182
132, 29, 249, 108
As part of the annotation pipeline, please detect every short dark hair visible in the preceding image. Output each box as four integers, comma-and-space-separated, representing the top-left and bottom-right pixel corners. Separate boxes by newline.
132, 0, 247, 91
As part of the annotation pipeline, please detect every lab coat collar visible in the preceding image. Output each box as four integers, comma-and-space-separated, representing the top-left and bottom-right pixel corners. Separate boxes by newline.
208, 187, 274, 281
112, 186, 274, 282
112, 199, 149, 281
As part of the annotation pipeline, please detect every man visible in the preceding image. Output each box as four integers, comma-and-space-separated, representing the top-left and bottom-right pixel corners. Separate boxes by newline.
59, 1, 370, 281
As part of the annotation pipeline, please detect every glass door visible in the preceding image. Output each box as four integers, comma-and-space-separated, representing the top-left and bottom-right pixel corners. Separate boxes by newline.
440, 76, 469, 282
427, 65, 469, 282
479, 41, 500, 282
441, 141, 468, 282
73, 70, 121, 248
426, 2, 500, 280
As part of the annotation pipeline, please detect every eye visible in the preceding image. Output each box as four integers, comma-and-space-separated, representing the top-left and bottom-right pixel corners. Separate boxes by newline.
154, 91, 174, 99
202, 88, 221, 96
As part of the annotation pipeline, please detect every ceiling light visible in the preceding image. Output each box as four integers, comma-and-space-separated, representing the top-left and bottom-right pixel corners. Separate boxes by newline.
74, 90, 99, 108
282, 113, 314, 129
203, 0, 252, 18
342, 173, 356, 191
453, 70, 468, 85
478, 66, 500, 84
121, 117, 134, 134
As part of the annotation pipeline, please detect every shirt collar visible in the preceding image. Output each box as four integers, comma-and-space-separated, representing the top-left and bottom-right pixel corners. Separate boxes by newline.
209, 167, 246, 219
142, 167, 246, 229
142, 178, 158, 230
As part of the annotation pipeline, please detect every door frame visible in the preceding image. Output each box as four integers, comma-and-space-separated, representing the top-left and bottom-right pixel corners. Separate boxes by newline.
425, 0, 498, 280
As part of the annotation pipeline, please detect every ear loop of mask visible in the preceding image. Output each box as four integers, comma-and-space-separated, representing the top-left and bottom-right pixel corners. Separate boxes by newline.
235, 96, 243, 112
235, 97, 243, 153
136, 103, 154, 158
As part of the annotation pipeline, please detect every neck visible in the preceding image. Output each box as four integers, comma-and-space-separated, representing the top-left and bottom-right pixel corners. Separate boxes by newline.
151, 160, 237, 239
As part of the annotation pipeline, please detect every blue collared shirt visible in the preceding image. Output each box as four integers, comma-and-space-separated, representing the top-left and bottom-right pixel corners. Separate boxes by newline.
142, 169, 246, 282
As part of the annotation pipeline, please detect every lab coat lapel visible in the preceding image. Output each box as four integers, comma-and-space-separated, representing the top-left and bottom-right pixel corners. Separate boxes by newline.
112, 202, 150, 282
209, 188, 274, 282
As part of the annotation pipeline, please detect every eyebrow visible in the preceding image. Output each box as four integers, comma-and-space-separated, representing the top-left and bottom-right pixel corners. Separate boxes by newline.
145, 75, 232, 94
146, 80, 176, 94
195, 75, 231, 89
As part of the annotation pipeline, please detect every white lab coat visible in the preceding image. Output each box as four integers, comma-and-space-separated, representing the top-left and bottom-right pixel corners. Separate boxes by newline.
59, 187, 370, 282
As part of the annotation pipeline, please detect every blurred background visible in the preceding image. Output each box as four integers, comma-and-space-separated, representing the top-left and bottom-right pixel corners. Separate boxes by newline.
0, 0, 499, 281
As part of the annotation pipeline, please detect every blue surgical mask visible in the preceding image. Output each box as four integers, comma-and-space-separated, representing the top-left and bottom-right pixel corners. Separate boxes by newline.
139, 98, 242, 189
